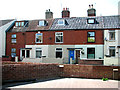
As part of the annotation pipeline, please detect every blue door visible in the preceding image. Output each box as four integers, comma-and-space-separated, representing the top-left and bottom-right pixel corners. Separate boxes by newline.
69, 50, 74, 63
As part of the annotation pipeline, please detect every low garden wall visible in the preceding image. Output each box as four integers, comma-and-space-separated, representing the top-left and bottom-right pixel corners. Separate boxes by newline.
2, 62, 120, 83
61, 64, 120, 79
2, 62, 62, 83
78, 59, 103, 65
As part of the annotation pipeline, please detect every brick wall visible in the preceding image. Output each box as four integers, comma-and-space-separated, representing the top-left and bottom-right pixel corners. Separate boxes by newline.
6, 30, 104, 61
2, 63, 120, 83
78, 60, 103, 65
2, 57, 11, 61
2, 63, 62, 83
61, 64, 120, 79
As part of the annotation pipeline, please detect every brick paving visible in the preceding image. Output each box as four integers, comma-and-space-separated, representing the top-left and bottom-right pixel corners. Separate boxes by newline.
8, 78, 119, 88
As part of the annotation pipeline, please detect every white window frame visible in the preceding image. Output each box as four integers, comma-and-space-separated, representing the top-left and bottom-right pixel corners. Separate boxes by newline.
55, 48, 63, 58
21, 22, 24, 26
15, 22, 19, 27
12, 34, 16, 38
109, 46, 115, 57
35, 33, 43, 43
109, 30, 115, 41
11, 39, 16, 43
11, 48, 16, 57
55, 32, 63, 43
36, 48, 42, 58
38, 20, 47, 26
87, 18, 95, 24
15, 22, 24, 27
57, 19, 65, 25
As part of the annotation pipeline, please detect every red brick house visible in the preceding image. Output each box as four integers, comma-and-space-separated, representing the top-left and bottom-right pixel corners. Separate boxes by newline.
6, 7, 120, 65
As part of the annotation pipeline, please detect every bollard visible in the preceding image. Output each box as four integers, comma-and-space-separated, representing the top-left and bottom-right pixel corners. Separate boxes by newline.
70, 58, 72, 64
15, 56, 18, 62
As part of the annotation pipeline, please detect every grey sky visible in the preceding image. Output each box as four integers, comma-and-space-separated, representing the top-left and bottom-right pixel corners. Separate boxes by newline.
0, 0, 119, 20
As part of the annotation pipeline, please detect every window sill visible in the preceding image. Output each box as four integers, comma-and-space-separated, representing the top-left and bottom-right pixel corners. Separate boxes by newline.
36, 42, 43, 43
37, 25, 45, 27
87, 42, 95, 43
108, 40, 116, 42
55, 42, 63, 43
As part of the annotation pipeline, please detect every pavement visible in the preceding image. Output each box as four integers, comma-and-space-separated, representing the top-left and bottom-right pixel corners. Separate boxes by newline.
5, 78, 119, 88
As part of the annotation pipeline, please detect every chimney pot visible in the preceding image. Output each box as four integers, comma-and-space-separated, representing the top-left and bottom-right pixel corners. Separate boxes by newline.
89, 5, 91, 8
62, 7, 70, 18
91, 4, 93, 8
45, 9, 53, 19
87, 4, 96, 17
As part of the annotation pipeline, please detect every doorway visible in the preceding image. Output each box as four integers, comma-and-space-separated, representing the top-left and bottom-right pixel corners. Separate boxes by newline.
69, 50, 74, 64
76, 50, 80, 64
20, 49, 31, 60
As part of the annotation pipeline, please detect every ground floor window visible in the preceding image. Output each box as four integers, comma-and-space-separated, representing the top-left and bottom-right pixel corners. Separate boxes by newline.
87, 48, 95, 59
109, 46, 115, 57
21, 49, 30, 58
56, 48, 62, 58
36, 48, 42, 58
11, 48, 16, 57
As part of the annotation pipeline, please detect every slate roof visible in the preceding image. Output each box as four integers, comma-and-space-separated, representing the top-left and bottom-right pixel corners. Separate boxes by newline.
50, 15, 120, 30
9, 15, 120, 32
0, 19, 14, 27
10, 19, 54, 32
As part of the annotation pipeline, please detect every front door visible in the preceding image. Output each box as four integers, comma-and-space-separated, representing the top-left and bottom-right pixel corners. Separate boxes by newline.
69, 50, 74, 64
76, 50, 80, 64
22, 50, 25, 58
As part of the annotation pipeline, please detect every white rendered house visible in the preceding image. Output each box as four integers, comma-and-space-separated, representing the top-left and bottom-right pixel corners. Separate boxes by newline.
0, 20, 15, 57
104, 30, 120, 65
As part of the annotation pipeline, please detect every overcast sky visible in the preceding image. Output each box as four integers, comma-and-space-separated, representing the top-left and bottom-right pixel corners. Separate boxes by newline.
0, 0, 119, 20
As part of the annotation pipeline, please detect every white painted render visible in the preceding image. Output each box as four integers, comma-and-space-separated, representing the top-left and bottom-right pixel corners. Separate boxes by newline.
75, 45, 104, 60
25, 45, 49, 58
23, 45, 103, 64
0, 20, 15, 57
104, 30, 120, 65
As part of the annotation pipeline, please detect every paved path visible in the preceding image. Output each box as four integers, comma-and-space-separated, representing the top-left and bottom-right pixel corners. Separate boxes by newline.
8, 78, 119, 88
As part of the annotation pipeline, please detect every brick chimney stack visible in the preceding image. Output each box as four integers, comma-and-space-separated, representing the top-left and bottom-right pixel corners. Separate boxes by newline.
45, 9, 53, 19
62, 8, 70, 18
87, 4, 96, 16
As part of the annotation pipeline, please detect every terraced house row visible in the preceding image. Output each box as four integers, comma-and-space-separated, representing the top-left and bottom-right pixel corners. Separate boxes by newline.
2, 6, 120, 65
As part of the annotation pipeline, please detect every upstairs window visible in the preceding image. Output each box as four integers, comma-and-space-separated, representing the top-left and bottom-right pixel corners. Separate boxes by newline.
87, 18, 95, 24
87, 32, 95, 43
39, 20, 47, 26
109, 46, 115, 57
56, 48, 62, 58
15, 22, 19, 27
36, 33, 43, 43
55, 32, 63, 43
11, 34, 16, 43
109, 30, 115, 41
11, 48, 16, 57
15, 22, 24, 27
58, 20, 65, 25
11, 34, 16, 38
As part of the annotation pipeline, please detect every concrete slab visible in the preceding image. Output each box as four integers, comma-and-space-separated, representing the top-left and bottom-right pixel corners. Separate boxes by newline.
7, 78, 119, 88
